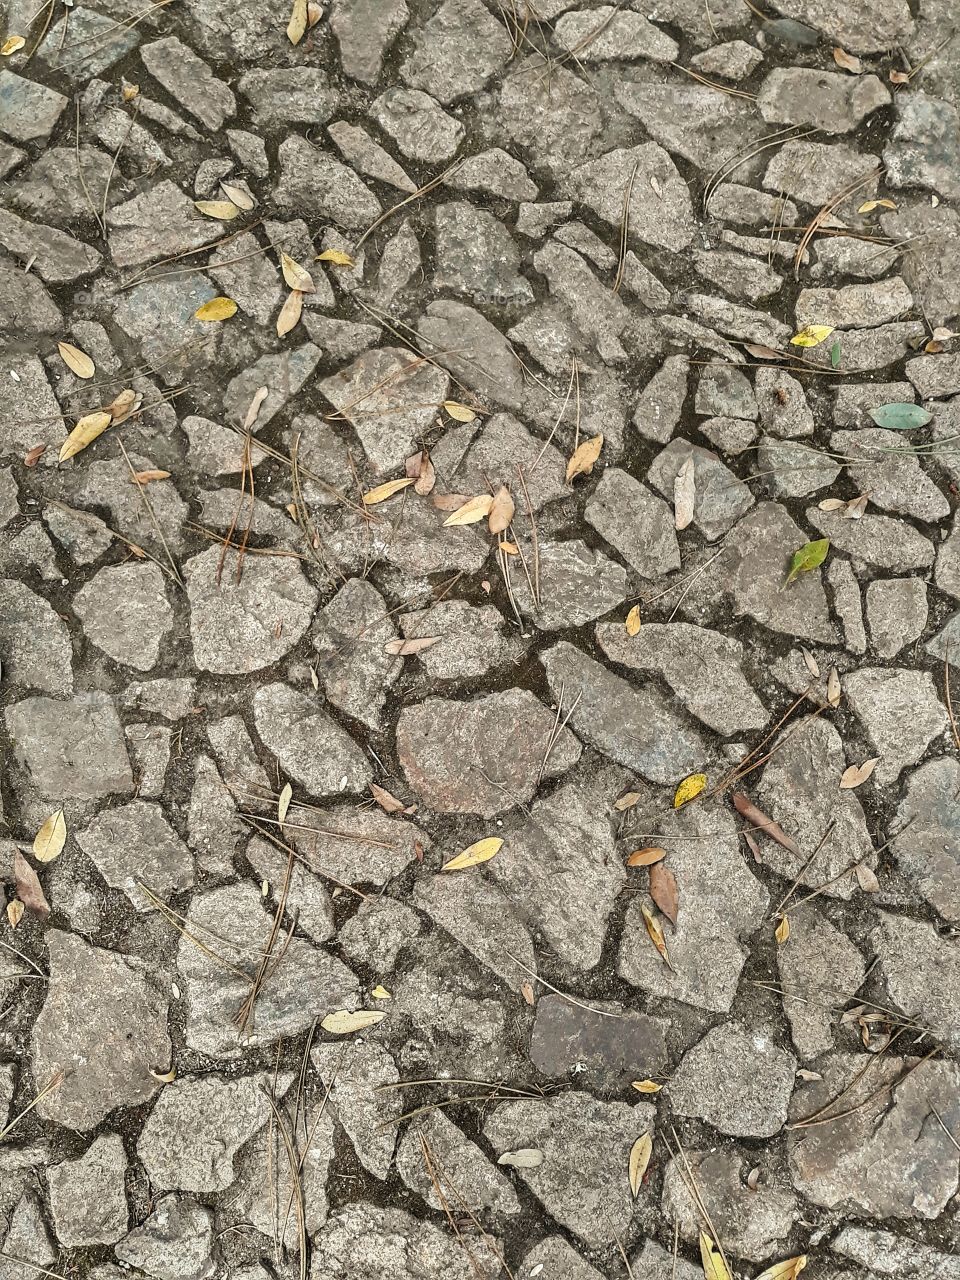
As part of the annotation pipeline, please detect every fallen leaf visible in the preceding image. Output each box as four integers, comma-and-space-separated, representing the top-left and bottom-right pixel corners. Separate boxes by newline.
383, 636, 441, 657
801, 647, 820, 679
755, 1257, 807, 1280
219, 181, 255, 211
673, 773, 706, 809
731, 792, 802, 856
700, 1231, 732, 1280
1, 35, 26, 55
430, 492, 471, 511
746, 1166, 761, 1191
790, 324, 834, 348
797, 1068, 822, 1081
6, 899, 24, 928
673, 455, 696, 530
33, 810, 66, 863
443, 494, 494, 526
13, 849, 49, 918
278, 781, 292, 828
839, 757, 879, 789
57, 341, 95, 379
105, 387, 139, 423
24, 444, 47, 467
320, 1009, 386, 1035
488, 484, 515, 535
785, 537, 829, 585
649, 862, 679, 926
818, 498, 847, 512
890, 68, 911, 83
566, 433, 604, 482
626, 847, 666, 867
148, 1065, 177, 1083
855, 862, 880, 893
775, 915, 790, 944
130, 469, 170, 484
614, 791, 641, 811
369, 782, 406, 814
499, 539, 518, 554
632, 1079, 662, 1094
121, 81, 139, 101
744, 343, 784, 360
857, 198, 896, 213
497, 1148, 544, 1169
641, 902, 671, 968
868, 402, 932, 431
628, 1132, 653, 1196
932, 326, 958, 342
59, 411, 112, 462
520, 980, 535, 1005
405, 449, 437, 496
195, 296, 238, 322
650, 175, 662, 198
363, 477, 415, 505
743, 828, 762, 864
371, 985, 391, 1000
316, 248, 355, 266
444, 400, 477, 422
625, 604, 641, 636
279, 251, 315, 293
830, 338, 842, 369
244, 386, 269, 429
194, 199, 240, 220
826, 667, 842, 707
276, 289, 303, 337
307, 0, 322, 24
442, 836, 503, 871
287, 0, 308, 44
832, 46, 862, 73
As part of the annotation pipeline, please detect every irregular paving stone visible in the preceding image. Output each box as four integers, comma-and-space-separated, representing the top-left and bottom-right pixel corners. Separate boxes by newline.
138, 1073, 275, 1192
311, 1041, 402, 1179
597, 620, 767, 734
434, 202, 532, 305
777, 906, 867, 1058
683, 292, 791, 348
208, 233, 283, 326
764, 139, 880, 207
0, 259, 61, 333
796, 278, 914, 331
534, 241, 631, 363
108, 180, 225, 268
77, 800, 193, 909
707, 182, 798, 228
755, 716, 876, 898
788, 1051, 960, 1217
398, 599, 522, 678
114, 276, 219, 388
828, 556, 867, 654
766, 0, 913, 51
0, 70, 68, 143
313, 578, 400, 730
252, 682, 371, 796
866, 577, 928, 657
872, 913, 960, 1051
833, 1225, 960, 1279
414, 871, 536, 988
397, 1108, 519, 1214
483, 1092, 654, 1246
585, 468, 680, 577
401, 0, 512, 102
32, 931, 171, 1130
647, 440, 755, 541
73, 562, 173, 672
892, 757, 960, 922
692, 248, 783, 304
39, 6, 139, 77
371, 87, 464, 162
448, 413, 566, 509
0, 579, 73, 694
937, 511, 960, 599
0, 1190, 55, 1280
692, 39, 764, 79
696, 365, 757, 419
397, 688, 581, 817
662, 1148, 799, 1259
338, 897, 422, 973
125, 723, 170, 798
311, 1202, 481, 1279
881, 201, 960, 328
47, 1133, 128, 1247
670, 1021, 795, 1137
498, 56, 604, 175
284, 802, 426, 888
844, 667, 947, 784
523, 1238, 606, 1280
757, 439, 842, 498
806, 504, 934, 572
0, 354, 62, 462
634, 355, 689, 443
757, 68, 889, 132
222, 342, 321, 428
446, 148, 538, 202
616, 77, 762, 171
540, 642, 705, 784
530, 994, 668, 1086
555, 7, 678, 61
238, 68, 337, 125
274, 136, 381, 228
700, 416, 758, 455
806, 320, 924, 373
515, 539, 629, 630
5, 693, 133, 800
141, 37, 235, 130
115, 1195, 214, 1280
330, 0, 408, 83
184, 547, 318, 675
418, 301, 524, 409
0, 208, 101, 283
566, 143, 696, 252
907, 351, 960, 399
246, 833, 334, 942
323, 498, 489, 579
629, 1240, 702, 1280
885, 92, 960, 200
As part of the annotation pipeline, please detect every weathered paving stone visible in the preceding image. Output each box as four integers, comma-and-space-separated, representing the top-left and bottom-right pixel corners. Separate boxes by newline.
845, 667, 947, 784
757, 68, 889, 132
0, 208, 101, 283
885, 92, 960, 200
757, 439, 842, 498
401, 0, 512, 102
238, 68, 337, 125
398, 599, 522, 678
0, 579, 73, 694
830, 428, 949, 521
115, 1195, 215, 1280
629, 1241, 702, 1280
514, 539, 629, 631
0, 70, 68, 143
764, 139, 880, 208
5, 693, 133, 800
866, 577, 928, 658
498, 56, 604, 175
530, 995, 668, 1087
311, 1203, 483, 1279
77, 800, 193, 909
330, 0, 408, 83
806, 504, 935, 573
222, 342, 322, 429
397, 689, 581, 817
311, 1041, 402, 1179
434, 202, 532, 305
370, 87, 464, 162
0, 1190, 55, 1280
446, 413, 566, 509
522, 1238, 607, 1280
483, 1092, 655, 1246
73, 562, 173, 672
634, 355, 689, 443
414, 872, 536, 988
777, 905, 867, 1058
670, 1021, 796, 1137
692, 39, 764, 79
616, 77, 763, 172
872, 913, 960, 1051
396, 1109, 519, 1214
797, 278, 914, 331
108, 180, 225, 268
275, 136, 381, 227
891, 758, 960, 922
585, 468, 680, 578
32, 931, 171, 1130
647, 440, 755, 541
47, 1133, 128, 1247
446, 148, 538, 202
418, 301, 524, 409
313, 578, 400, 730
555, 6, 678, 61
832, 1226, 960, 1279
566, 143, 696, 252
829, 557, 867, 655
141, 37, 235, 130
618, 797, 769, 1011
252, 682, 371, 796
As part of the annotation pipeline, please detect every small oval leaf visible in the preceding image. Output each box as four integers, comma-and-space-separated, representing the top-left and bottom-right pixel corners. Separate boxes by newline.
673, 773, 706, 808
626, 847, 666, 867
628, 1132, 653, 1196
442, 836, 503, 871
497, 1148, 544, 1169
195, 296, 238, 322
57, 342, 95, 379
194, 199, 241, 220
33, 809, 66, 862
625, 604, 641, 635
320, 1009, 386, 1035
443, 494, 494, 526
868, 402, 932, 431
785, 538, 829, 586
566, 433, 604, 482
443, 400, 477, 422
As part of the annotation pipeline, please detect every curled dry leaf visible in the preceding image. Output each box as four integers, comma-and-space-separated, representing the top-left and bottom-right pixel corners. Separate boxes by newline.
1, 35, 26, 55
839, 757, 879, 790
628, 1132, 653, 1196
14, 848, 50, 918
194, 199, 240, 220
640, 902, 672, 969
369, 782, 406, 814
320, 1009, 386, 1035
277, 781, 292, 828
430, 492, 470, 512
279, 251, 315, 293
797, 1068, 822, 1081
755, 1258, 808, 1280
832, 46, 862, 73
316, 248, 355, 266
307, 0, 323, 25
6, 899, 24, 928
614, 791, 641, 811
649, 862, 679, 926
789, 324, 834, 348
57, 341, 95, 379
673, 454, 695, 531
130, 469, 171, 484
276, 289, 304, 337
195, 296, 238, 322
148, 1065, 177, 1083
631, 1079, 662, 1094
24, 444, 47, 467
33, 809, 66, 863
405, 449, 437, 496
775, 915, 790, 944
105, 387, 139, 424
497, 1148, 544, 1169
625, 604, 641, 636
488, 484, 515, 535
520, 980, 535, 1005
857, 198, 896, 213
566, 433, 604, 483
443, 400, 476, 423
700, 1231, 733, 1280
826, 666, 841, 708
499, 539, 518, 554
362, 477, 414, 505
625, 847, 666, 867
371, 985, 391, 999
443, 493, 494, 526
383, 636, 441, 657
442, 836, 503, 871
287, 0, 308, 43
673, 772, 706, 809
746, 1165, 761, 1191
855, 861, 880, 893
732, 791, 802, 857
59, 411, 112, 462
220, 181, 255, 211
121, 80, 139, 101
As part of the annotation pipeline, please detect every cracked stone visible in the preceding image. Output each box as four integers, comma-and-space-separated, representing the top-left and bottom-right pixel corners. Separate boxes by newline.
671, 1021, 796, 1137
284, 803, 426, 888
208, 232, 283, 326
414, 872, 535, 988
515, 539, 629, 630
683, 293, 791, 348
530, 994, 668, 1087
1, 354, 62, 463
766, 0, 913, 51
328, 121, 416, 194
246, 833, 334, 943
700, 416, 758, 455
397, 1109, 519, 1214
141, 36, 235, 130
692, 39, 764, 79
274, 137, 381, 228
238, 68, 337, 125
330, 0, 408, 84
252, 682, 371, 796
498, 56, 604, 175
566, 143, 696, 253
885, 92, 960, 200
0, 1190, 55, 1280
313, 579, 400, 730
692, 248, 784, 305
371, 88, 464, 162
398, 599, 522, 679
892, 757, 960, 922
0, 208, 101, 283
617, 76, 763, 171
828, 556, 867, 654
648, 440, 755, 541
0, 70, 67, 143
125, 724, 170, 798
872, 912, 960, 1051
449, 413, 566, 509
555, 7, 678, 62
833, 1226, 960, 1280
845, 667, 947, 784
0, 579, 73, 695
807, 504, 935, 573
764, 139, 879, 208
223, 342, 321, 428
311, 1203, 482, 1280
6, 693, 132, 800
73, 562, 173, 672
418, 301, 524, 409
796, 278, 914, 333
401, 0, 511, 102
47, 1134, 128, 1248
866, 577, 928, 658
758, 439, 842, 498
634, 355, 689, 443
758, 68, 889, 132
311, 1040, 402, 1179
585, 468, 680, 577
339, 898, 422, 973
707, 182, 798, 228
446, 148, 538, 202
76, 800, 192, 910
755, 367, 815, 438
108, 180, 224, 268
777, 905, 867, 1058
115, 1195, 214, 1280
434, 202, 532, 305
696, 365, 757, 420
534, 241, 630, 363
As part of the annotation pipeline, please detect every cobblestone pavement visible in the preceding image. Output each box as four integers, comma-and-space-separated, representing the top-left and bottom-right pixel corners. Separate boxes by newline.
1, 0, 960, 1277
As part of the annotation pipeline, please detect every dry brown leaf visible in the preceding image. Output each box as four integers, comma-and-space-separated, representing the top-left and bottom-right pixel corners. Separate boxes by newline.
6, 899, 24, 928
148, 1065, 177, 1083
673, 454, 695, 530
194, 199, 240, 220
700, 1232, 732, 1280
33, 809, 66, 863
857, 198, 897, 213
520, 980, 535, 1005
59, 411, 112, 462
801, 647, 820, 679
405, 449, 437, 497
320, 1009, 385, 1034
244, 386, 269, 429
14, 848, 49, 918
775, 915, 790, 944
369, 782, 407, 814
641, 902, 671, 968
488, 484, 515, 535
195, 296, 238, 322
826, 666, 841, 707
307, 0, 322, 24
276, 289, 303, 337
499, 539, 518, 554
277, 781, 292, 829
649, 862, 679, 926
279, 251, 315, 293
818, 497, 847, 512
220, 181, 255, 211
24, 444, 47, 467
628, 1132, 653, 1196
442, 836, 503, 871
430, 492, 470, 511
443, 400, 476, 422
57, 341, 95, 379
625, 604, 641, 636
744, 342, 784, 360
755, 1258, 808, 1280
286, 0, 308, 44
316, 248, 354, 266
732, 791, 802, 857
839, 757, 879, 789
105, 388, 139, 424
832, 46, 862, 73
844, 493, 870, 519
130, 469, 170, 485
566, 432, 603, 482
889, 68, 910, 84
855, 861, 880, 893
631, 1079, 662, 1094
743, 827, 762, 864
363, 477, 415, 505
614, 791, 641, 811
443, 494, 493, 526
626, 847, 666, 867
383, 636, 441, 657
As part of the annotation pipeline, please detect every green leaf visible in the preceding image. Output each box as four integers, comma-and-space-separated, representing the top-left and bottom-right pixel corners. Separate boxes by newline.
830, 339, 841, 369
785, 538, 829, 586
868, 402, 933, 431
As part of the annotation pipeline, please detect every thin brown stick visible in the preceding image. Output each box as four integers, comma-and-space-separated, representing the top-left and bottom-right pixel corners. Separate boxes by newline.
117, 438, 184, 587
506, 951, 623, 1019
354, 158, 465, 251
613, 162, 639, 294
0, 1069, 65, 1143
261, 1090, 307, 1280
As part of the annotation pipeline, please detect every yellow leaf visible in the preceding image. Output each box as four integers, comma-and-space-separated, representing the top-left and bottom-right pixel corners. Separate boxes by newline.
278, 781, 292, 828
287, 0, 308, 43
371, 985, 391, 1000
626, 847, 666, 867
59, 411, 112, 462
6, 900, 24, 928
316, 248, 355, 266
276, 289, 303, 337
220, 181, 255, 211
755, 1258, 808, 1280
363, 477, 415, 505
442, 836, 504, 871
625, 604, 641, 636
444, 400, 477, 422
121, 81, 139, 101
857, 198, 896, 213
673, 773, 706, 808
775, 915, 790, 944
320, 1009, 386, 1034
700, 1232, 733, 1280
789, 324, 834, 348
641, 902, 671, 968
194, 199, 240, 220
195, 296, 238, 322
443, 494, 494, 526
57, 341, 95, 379
628, 1132, 652, 1196
279, 251, 315, 293
631, 1079, 662, 1094
566, 432, 604, 482
488, 484, 515, 535
1, 35, 26, 55
33, 809, 66, 863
